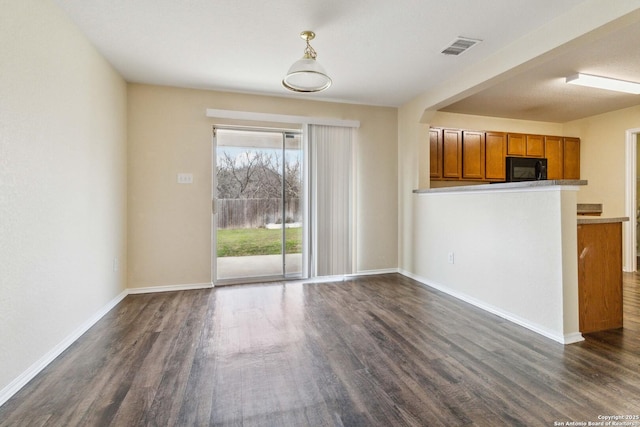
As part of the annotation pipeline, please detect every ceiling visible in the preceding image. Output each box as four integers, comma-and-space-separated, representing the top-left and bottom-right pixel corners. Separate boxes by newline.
51, 0, 640, 122
439, 15, 640, 122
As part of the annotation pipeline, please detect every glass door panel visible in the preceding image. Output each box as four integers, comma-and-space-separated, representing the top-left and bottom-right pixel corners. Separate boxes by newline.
214, 128, 303, 282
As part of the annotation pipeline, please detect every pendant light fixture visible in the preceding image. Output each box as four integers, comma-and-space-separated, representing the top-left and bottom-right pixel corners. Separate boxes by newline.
282, 31, 332, 93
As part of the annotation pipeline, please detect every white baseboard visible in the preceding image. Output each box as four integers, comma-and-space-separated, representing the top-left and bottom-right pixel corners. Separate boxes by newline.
127, 282, 214, 294
562, 332, 585, 344
399, 269, 584, 345
303, 275, 349, 284
0, 290, 128, 407
301, 268, 399, 284
349, 268, 399, 277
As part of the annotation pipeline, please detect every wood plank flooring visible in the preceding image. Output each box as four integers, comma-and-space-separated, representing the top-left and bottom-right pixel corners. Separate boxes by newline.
2, 273, 640, 426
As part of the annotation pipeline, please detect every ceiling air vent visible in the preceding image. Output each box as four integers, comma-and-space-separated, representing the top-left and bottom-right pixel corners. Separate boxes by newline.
441, 37, 482, 56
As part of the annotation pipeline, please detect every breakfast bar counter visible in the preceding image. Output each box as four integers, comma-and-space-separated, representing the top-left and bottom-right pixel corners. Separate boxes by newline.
577, 216, 629, 224
413, 179, 588, 194
412, 181, 586, 344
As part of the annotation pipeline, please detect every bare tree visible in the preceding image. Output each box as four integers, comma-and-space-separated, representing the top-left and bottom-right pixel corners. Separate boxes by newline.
216, 150, 261, 198
216, 149, 301, 201
284, 157, 301, 200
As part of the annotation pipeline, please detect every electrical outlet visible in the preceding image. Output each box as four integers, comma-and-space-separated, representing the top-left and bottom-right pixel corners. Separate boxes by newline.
448, 252, 455, 264
113, 257, 119, 272
177, 173, 193, 184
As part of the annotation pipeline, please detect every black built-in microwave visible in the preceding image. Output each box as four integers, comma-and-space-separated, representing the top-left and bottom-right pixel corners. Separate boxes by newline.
506, 157, 547, 182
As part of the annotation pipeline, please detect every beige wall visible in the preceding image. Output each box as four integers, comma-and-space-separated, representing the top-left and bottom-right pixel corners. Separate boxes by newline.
397, 96, 430, 274
127, 84, 398, 288
564, 104, 640, 217
0, 0, 127, 396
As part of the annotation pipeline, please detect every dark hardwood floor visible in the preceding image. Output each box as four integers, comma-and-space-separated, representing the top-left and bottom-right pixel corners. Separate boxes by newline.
2, 273, 640, 426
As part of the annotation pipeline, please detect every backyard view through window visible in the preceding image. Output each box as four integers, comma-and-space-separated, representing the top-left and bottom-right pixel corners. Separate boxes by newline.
215, 129, 303, 281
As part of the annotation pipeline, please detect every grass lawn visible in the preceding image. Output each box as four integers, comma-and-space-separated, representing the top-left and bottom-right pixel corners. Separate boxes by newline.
217, 227, 302, 257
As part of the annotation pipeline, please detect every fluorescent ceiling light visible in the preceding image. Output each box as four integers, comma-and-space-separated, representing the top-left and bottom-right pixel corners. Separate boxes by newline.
566, 73, 640, 95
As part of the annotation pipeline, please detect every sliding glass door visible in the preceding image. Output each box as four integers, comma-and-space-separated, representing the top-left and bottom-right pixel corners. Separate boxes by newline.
213, 128, 304, 283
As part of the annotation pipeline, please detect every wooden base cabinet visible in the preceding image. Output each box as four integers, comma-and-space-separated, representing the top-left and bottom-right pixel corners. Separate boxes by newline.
577, 222, 623, 333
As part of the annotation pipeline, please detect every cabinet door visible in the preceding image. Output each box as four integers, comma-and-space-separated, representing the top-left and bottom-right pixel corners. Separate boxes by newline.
462, 131, 484, 180
485, 131, 506, 181
429, 128, 443, 179
506, 133, 525, 156
577, 223, 623, 333
544, 136, 564, 179
564, 137, 580, 179
443, 129, 462, 179
526, 134, 545, 157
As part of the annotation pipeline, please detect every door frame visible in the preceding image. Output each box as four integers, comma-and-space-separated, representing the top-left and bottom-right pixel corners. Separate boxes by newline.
624, 127, 640, 272
211, 127, 217, 284
205, 108, 360, 285
211, 126, 307, 285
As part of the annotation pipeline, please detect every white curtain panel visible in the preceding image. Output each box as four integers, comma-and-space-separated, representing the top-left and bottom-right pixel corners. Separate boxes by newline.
309, 125, 353, 276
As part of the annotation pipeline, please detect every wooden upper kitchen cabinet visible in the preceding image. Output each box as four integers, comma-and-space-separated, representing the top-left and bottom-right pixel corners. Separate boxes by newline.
564, 137, 581, 179
525, 134, 545, 157
544, 136, 564, 180
506, 133, 526, 156
485, 131, 506, 181
462, 130, 485, 180
507, 133, 545, 157
443, 129, 462, 179
577, 222, 623, 333
544, 136, 581, 179
428, 127, 580, 182
429, 128, 443, 179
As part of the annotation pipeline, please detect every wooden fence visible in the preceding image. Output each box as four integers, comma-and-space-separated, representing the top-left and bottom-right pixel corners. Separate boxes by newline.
217, 198, 301, 229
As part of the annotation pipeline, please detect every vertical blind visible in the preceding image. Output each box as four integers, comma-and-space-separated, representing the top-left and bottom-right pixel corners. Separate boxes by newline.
310, 125, 353, 276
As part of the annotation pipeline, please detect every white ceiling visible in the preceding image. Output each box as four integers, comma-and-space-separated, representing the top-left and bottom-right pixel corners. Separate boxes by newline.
52, 0, 640, 121
440, 14, 640, 122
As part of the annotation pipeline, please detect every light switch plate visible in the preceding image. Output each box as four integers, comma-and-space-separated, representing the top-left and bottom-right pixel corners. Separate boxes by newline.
177, 173, 193, 184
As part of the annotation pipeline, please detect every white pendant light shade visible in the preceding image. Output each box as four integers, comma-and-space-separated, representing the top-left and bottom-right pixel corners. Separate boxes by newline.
283, 58, 332, 92
283, 31, 332, 93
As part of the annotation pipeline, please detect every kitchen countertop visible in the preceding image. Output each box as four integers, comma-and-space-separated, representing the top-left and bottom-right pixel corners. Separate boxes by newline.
577, 203, 603, 215
414, 180, 588, 194
413, 180, 627, 224
577, 216, 629, 224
